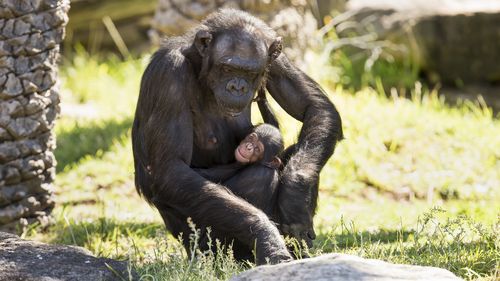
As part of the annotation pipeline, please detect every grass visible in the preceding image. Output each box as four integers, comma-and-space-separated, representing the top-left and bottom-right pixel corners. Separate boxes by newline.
23, 51, 500, 280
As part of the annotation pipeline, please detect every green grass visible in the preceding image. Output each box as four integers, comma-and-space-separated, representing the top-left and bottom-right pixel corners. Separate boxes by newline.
24, 52, 500, 281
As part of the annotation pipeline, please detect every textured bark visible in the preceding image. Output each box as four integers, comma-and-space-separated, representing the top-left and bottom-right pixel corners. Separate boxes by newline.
0, 0, 69, 233
150, 0, 320, 66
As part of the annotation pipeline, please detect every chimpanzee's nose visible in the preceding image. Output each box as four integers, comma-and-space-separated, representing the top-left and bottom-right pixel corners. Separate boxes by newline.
245, 143, 253, 151
227, 78, 249, 96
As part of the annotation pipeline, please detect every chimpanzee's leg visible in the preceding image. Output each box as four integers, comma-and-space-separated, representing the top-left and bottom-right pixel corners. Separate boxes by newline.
158, 205, 223, 256
216, 164, 279, 261
156, 206, 192, 251
158, 165, 279, 262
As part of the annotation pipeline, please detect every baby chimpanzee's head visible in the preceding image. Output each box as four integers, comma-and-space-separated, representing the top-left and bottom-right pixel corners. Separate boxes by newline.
234, 124, 284, 169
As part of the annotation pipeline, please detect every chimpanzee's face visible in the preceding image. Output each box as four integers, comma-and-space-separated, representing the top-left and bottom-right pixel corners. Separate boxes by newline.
234, 132, 265, 164
206, 34, 268, 116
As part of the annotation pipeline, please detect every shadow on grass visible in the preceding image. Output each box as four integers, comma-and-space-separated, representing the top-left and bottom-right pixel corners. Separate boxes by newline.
55, 117, 133, 172
48, 217, 497, 279
49, 217, 165, 257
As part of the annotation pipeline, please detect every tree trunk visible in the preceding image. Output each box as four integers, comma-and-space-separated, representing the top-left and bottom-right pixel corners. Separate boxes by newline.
0, 0, 69, 233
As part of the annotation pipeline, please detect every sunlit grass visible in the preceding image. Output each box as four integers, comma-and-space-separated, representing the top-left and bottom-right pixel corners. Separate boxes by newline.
23, 52, 500, 280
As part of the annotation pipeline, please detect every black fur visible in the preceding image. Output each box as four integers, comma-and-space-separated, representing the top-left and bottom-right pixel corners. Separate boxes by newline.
195, 123, 283, 217
132, 9, 343, 264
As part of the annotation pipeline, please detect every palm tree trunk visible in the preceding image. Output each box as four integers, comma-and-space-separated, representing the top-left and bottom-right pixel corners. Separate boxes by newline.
0, 0, 69, 233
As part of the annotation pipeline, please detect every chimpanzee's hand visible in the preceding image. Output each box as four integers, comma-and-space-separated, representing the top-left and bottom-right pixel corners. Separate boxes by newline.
259, 249, 293, 265
255, 223, 293, 265
281, 223, 316, 249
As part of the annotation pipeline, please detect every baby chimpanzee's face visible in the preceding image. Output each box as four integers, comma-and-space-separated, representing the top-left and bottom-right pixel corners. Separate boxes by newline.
234, 132, 265, 164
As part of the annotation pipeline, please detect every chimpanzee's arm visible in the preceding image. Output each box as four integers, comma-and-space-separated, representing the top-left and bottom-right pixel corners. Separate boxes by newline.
257, 88, 280, 129
132, 49, 291, 264
266, 54, 343, 245
194, 163, 244, 183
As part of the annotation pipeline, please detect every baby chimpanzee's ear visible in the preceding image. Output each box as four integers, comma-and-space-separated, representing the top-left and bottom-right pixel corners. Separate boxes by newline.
267, 156, 282, 169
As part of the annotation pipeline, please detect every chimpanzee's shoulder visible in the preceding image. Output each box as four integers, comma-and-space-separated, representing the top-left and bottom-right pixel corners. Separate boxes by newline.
149, 45, 189, 72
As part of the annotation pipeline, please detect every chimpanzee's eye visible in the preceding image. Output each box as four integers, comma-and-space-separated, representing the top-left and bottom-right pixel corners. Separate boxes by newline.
222, 65, 231, 73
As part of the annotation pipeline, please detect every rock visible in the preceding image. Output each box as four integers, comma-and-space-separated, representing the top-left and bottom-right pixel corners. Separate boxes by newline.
150, 0, 320, 66
337, 0, 500, 85
0, 232, 135, 281
231, 254, 462, 281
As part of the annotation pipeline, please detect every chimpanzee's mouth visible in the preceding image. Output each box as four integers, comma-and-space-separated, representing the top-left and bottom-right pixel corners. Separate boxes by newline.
217, 103, 244, 117
226, 110, 241, 117
214, 91, 251, 117
235, 147, 250, 163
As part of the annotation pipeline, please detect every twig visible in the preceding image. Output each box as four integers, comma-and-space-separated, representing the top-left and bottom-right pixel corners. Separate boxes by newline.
102, 16, 130, 58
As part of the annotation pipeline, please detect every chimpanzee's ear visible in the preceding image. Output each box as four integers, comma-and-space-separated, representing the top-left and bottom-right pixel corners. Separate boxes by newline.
268, 156, 282, 169
195, 29, 212, 57
269, 37, 282, 61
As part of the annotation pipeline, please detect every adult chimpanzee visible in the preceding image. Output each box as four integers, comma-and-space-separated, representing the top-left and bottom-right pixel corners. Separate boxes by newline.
132, 9, 343, 264
195, 123, 284, 216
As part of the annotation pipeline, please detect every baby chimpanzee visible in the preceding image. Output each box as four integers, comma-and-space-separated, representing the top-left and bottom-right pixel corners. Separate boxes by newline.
234, 88, 282, 169
234, 124, 283, 168
195, 91, 283, 216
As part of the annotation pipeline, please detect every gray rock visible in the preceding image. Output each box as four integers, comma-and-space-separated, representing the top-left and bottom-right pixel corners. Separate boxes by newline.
0, 232, 135, 281
231, 254, 462, 281
338, 0, 500, 84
